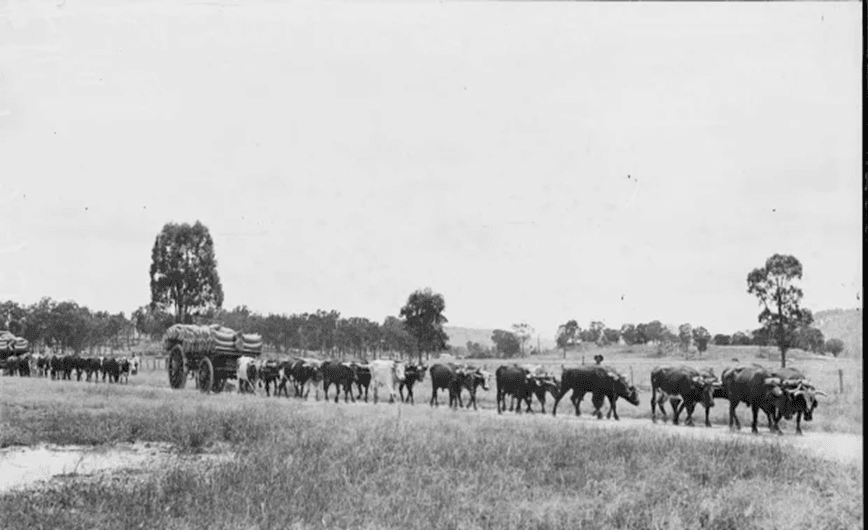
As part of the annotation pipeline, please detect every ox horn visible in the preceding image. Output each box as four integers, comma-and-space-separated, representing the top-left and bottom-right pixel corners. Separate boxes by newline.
764, 377, 782, 386
814, 390, 827, 397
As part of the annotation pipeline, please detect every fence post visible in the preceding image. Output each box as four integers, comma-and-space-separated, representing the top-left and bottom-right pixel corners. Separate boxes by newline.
838, 369, 844, 393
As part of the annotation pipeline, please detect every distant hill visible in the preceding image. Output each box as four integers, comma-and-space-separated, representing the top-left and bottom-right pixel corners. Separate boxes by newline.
812, 308, 862, 357
444, 326, 557, 352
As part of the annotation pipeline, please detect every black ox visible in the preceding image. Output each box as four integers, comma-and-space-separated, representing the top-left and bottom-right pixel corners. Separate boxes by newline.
650, 365, 717, 427
551, 365, 640, 420
770, 367, 826, 435
398, 363, 426, 404
722, 365, 794, 434
321, 361, 359, 403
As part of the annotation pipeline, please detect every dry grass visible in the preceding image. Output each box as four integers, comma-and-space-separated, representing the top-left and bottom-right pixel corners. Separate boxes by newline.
0, 371, 863, 530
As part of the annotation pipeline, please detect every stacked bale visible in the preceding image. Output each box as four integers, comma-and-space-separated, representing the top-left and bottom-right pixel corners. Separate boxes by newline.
162, 324, 262, 355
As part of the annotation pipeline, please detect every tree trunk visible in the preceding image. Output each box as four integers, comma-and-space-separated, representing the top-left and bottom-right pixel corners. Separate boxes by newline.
777, 299, 786, 368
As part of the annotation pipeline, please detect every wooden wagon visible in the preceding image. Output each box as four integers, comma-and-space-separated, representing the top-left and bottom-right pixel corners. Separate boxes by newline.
163, 324, 262, 393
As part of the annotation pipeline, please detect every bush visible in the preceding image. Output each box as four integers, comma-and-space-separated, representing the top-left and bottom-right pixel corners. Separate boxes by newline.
825, 338, 845, 357
713, 334, 731, 346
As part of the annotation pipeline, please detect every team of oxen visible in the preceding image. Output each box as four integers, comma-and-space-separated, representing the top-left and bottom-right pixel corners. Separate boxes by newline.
224, 356, 825, 435
4, 350, 825, 435
2, 352, 141, 384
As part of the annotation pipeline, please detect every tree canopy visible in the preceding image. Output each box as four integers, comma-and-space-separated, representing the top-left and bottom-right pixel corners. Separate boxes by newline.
491, 329, 521, 357
692, 326, 711, 355
149, 221, 224, 324
399, 288, 449, 362
747, 254, 812, 367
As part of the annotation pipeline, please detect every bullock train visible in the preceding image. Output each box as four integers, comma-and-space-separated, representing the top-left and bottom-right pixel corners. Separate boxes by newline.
1, 323, 827, 435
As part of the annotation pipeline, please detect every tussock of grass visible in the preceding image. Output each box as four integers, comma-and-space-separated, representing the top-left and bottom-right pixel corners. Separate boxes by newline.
0, 377, 863, 530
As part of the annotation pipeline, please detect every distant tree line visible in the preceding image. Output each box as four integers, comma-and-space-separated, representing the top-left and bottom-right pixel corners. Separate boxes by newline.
1, 298, 135, 355
551, 317, 843, 358
2, 287, 450, 362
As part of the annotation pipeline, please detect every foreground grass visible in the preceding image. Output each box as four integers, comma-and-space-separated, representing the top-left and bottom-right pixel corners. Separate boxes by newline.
0, 378, 863, 530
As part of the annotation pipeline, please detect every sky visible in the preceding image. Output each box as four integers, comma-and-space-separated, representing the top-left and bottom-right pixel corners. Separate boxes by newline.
0, 0, 862, 341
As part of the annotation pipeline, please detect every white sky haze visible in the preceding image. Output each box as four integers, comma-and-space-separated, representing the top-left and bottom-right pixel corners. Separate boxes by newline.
0, 1, 862, 340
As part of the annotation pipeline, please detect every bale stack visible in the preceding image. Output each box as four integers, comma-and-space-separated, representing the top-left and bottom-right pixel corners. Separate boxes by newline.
210, 324, 262, 355
162, 324, 262, 356
0, 330, 29, 359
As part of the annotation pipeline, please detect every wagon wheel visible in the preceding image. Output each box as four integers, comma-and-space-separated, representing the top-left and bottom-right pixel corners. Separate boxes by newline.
198, 357, 215, 394
168, 345, 186, 389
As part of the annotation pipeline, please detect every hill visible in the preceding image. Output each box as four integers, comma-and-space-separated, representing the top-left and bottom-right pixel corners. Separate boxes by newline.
812, 308, 862, 357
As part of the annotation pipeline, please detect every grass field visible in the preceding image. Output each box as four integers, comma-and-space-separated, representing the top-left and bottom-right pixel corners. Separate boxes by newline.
1, 347, 863, 530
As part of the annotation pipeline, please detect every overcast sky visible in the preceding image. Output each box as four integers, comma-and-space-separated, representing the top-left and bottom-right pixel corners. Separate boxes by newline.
0, 1, 862, 340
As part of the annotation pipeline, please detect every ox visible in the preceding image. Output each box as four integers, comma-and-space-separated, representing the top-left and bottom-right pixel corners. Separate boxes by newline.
119, 358, 131, 384
258, 360, 282, 397
236, 356, 260, 394
429, 363, 462, 408
771, 367, 826, 435
650, 366, 716, 427
102, 358, 120, 383
455, 366, 490, 410
70, 356, 86, 381
552, 365, 640, 420
85, 357, 102, 382
398, 363, 427, 404
516, 365, 560, 414
4, 354, 30, 376
353, 363, 372, 402
35, 354, 49, 377
367, 359, 406, 404
659, 368, 728, 428
275, 361, 295, 397
496, 364, 540, 414
321, 361, 358, 403
288, 359, 323, 400
722, 365, 794, 434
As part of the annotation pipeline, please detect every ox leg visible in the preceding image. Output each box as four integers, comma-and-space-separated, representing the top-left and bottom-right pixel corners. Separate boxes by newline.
704, 405, 712, 428
551, 389, 566, 417
607, 396, 619, 420
796, 412, 803, 435
728, 400, 740, 430
672, 400, 683, 425
572, 392, 583, 416
651, 387, 659, 423
430, 386, 437, 407
684, 403, 697, 427
750, 404, 760, 434
407, 386, 414, 405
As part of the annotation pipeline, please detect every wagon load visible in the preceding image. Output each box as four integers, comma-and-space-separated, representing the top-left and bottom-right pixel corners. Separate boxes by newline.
162, 324, 263, 355
209, 324, 263, 355
0, 331, 29, 357
163, 323, 262, 392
